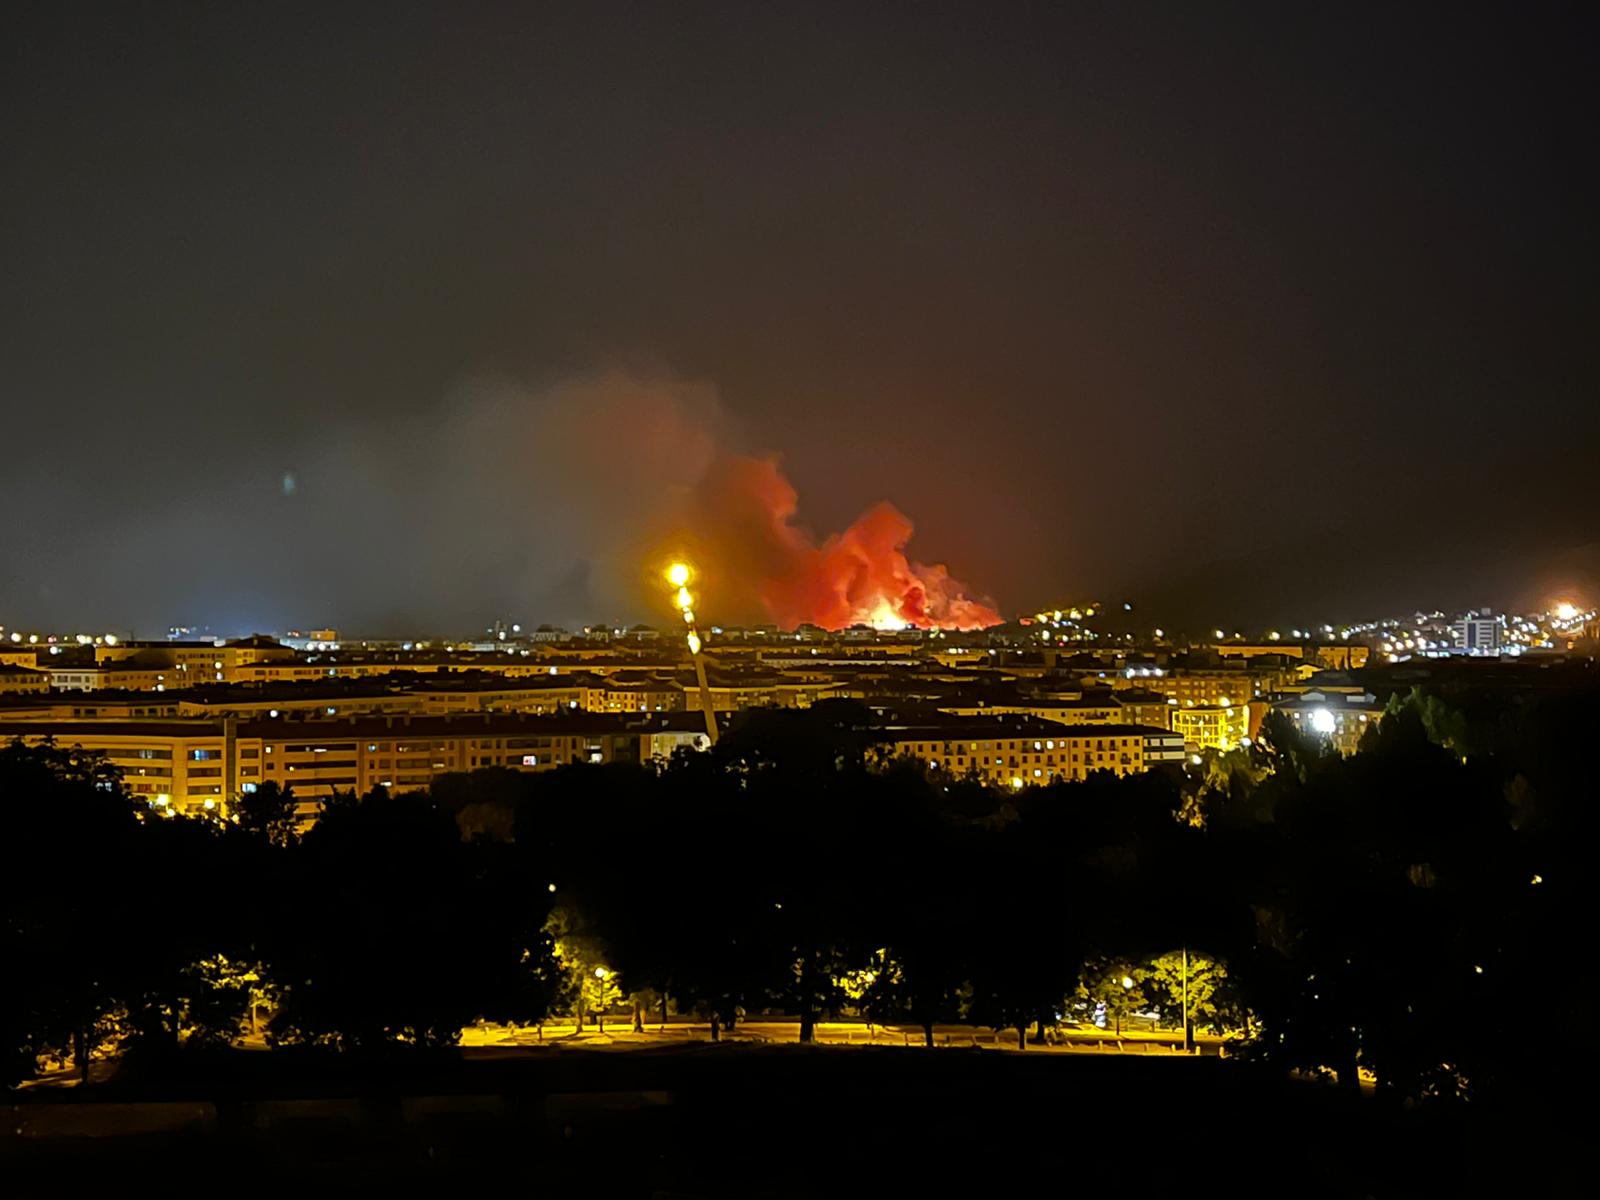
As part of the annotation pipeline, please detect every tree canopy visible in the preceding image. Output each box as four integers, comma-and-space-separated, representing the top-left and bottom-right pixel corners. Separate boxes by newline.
2, 681, 1590, 1113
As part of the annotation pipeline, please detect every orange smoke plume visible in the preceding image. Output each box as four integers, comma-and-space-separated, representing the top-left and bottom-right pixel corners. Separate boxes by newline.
687, 456, 1001, 631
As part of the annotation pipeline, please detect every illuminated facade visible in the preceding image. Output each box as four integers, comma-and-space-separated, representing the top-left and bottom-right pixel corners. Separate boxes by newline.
0, 720, 239, 813
680, 679, 847, 712
1170, 703, 1249, 753
1315, 644, 1371, 670
938, 697, 1121, 724
50, 665, 173, 692
884, 718, 1185, 786
0, 665, 50, 695
1108, 668, 1287, 708
1216, 643, 1305, 661
1271, 690, 1385, 755
0, 712, 717, 822
1115, 689, 1172, 730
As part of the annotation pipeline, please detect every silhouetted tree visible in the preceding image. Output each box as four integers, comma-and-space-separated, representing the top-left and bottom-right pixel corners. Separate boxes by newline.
1, 739, 141, 1082
1077, 958, 1149, 1037
267, 788, 558, 1048
233, 780, 300, 846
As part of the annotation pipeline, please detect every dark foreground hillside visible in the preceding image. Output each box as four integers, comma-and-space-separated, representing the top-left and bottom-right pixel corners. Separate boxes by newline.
2, 1045, 1578, 1197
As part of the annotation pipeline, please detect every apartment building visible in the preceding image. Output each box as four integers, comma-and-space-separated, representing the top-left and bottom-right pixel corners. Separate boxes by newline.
881, 716, 1185, 786
0, 711, 716, 823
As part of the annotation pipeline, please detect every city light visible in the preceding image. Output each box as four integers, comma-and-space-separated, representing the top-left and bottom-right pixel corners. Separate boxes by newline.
667, 562, 691, 588
1554, 601, 1578, 621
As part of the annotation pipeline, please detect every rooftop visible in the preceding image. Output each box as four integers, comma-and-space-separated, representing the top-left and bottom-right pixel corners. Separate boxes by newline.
879, 714, 1177, 741
0, 710, 721, 742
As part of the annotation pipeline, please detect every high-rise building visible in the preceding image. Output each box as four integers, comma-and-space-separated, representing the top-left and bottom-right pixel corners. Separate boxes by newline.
1450, 614, 1500, 655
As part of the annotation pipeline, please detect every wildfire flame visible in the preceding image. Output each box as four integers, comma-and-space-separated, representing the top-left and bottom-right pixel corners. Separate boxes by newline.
686, 455, 1001, 631
866, 599, 909, 632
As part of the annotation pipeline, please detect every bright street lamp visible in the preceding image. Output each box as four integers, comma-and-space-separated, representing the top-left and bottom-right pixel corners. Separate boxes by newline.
667, 560, 718, 746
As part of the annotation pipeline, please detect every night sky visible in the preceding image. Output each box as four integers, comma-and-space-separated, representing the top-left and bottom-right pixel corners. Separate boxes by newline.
4, 2, 1594, 636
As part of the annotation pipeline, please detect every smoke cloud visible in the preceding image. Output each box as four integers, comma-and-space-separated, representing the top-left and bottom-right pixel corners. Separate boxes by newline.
13, 369, 998, 635
376, 368, 1003, 632
683, 455, 1001, 630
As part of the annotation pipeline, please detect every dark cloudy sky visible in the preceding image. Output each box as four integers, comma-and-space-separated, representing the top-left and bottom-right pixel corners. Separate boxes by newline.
3, 2, 1594, 637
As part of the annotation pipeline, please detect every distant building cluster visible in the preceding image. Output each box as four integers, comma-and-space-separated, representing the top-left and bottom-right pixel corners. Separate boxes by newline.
0, 598, 1593, 820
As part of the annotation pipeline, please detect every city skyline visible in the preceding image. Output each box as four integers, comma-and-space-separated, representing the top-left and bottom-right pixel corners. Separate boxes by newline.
1, 587, 1594, 645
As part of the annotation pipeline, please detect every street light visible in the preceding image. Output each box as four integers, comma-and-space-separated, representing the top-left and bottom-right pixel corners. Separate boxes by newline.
593, 966, 611, 1034
1180, 946, 1193, 1052
667, 561, 718, 746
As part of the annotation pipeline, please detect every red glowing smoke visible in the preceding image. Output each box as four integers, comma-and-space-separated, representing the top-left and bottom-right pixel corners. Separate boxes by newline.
688, 456, 1001, 631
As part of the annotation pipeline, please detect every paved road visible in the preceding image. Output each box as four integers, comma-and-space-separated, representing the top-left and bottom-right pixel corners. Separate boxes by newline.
458, 1019, 1226, 1055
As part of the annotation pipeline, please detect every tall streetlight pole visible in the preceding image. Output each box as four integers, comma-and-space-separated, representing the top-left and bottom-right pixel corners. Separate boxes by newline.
668, 562, 719, 747
1181, 945, 1192, 1052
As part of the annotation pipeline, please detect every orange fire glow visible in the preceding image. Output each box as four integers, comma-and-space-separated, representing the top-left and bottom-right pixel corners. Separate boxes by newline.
686, 455, 1001, 631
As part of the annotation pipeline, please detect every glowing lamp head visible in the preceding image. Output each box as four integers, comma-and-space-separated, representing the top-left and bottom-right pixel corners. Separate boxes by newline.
1121, 975, 1135, 990
1555, 601, 1578, 621
686, 631, 702, 655
676, 586, 693, 611
1311, 708, 1337, 735
667, 562, 691, 588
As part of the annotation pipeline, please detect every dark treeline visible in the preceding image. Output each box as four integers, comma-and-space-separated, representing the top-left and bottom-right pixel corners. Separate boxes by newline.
3, 688, 1590, 1111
